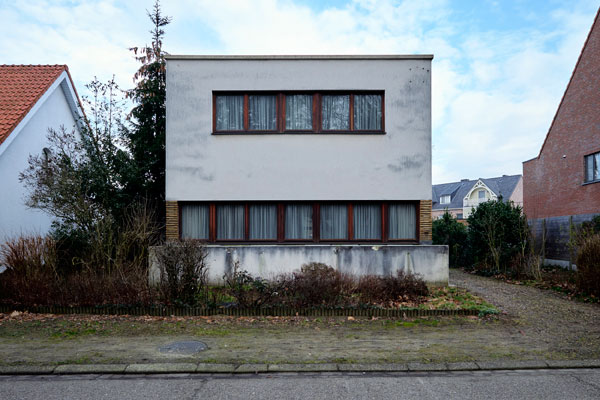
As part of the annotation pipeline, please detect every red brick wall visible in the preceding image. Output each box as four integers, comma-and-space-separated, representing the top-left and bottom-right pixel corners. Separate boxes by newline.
523, 10, 600, 220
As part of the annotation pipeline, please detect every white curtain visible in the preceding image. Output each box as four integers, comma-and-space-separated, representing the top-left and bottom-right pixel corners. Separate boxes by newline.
217, 204, 245, 240
286, 95, 312, 130
320, 204, 348, 239
249, 204, 277, 239
321, 95, 349, 130
216, 95, 244, 130
249, 95, 277, 130
354, 94, 382, 130
180, 204, 209, 239
353, 204, 381, 239
285, 204, 313, 239
388, 203, 416, 239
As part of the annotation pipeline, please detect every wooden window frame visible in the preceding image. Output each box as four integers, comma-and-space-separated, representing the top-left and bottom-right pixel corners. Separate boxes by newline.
180, 200, 418, 244
213, 91, 385, 134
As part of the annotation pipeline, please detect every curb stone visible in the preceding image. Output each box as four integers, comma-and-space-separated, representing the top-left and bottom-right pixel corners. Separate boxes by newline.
446, 362, 480, 371
54, 364, 127, 374
1, 360, 600, 375
196, 363, 237, 373
234, 364, 269, 373
476, 360, 549, 370
268, 364, 338, 372
337, 363, 408, 372
546, 359, 600, 368
0, 365, 55, 375
125, 363, 197, 374
407, 362, 448, 372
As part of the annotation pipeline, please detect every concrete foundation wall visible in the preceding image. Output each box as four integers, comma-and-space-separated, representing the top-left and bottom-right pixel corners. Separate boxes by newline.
150, 244, 449, 286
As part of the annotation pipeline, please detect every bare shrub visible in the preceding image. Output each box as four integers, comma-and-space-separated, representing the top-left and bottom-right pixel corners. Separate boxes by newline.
576, 234, 600, 297
0, 236, 58, 305
155, 240, 208, 305
223, 261, 276, 308
278, 262, 355, 307
357, 270, 429, 305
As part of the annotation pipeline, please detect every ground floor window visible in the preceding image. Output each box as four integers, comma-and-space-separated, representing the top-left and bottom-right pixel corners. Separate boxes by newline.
179, 201, 419, 243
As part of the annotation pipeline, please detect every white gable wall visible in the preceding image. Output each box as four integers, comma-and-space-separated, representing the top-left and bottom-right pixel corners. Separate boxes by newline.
0, 75, 78, 241
166, 57, 432, 201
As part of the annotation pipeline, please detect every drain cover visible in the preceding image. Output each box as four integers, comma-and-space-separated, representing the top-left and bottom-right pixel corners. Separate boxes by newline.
158, 340, 207, 355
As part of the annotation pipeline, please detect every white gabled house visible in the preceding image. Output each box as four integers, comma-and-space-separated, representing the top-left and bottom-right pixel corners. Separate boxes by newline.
0, 65, 83, 241
163, 55, 448, 284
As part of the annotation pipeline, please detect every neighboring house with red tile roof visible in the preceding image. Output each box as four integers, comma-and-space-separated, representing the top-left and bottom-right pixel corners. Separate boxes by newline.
0, 65, 83, 241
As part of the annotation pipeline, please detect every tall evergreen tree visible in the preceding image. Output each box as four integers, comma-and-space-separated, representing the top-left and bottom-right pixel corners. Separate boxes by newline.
126, 0, 171, 224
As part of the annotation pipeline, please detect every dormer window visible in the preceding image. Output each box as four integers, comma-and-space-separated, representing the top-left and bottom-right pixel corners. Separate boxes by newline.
440, 195, 451, 204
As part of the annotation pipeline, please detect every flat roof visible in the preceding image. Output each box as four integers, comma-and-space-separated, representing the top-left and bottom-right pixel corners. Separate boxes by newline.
165, 54, 434, 60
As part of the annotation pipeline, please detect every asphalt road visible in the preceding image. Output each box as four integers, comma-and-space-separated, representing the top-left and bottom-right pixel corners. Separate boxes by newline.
1, 369, 599, 399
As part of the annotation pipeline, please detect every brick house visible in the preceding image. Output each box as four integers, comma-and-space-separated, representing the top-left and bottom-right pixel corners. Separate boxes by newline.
0, 65, 82, 241
432, 175, 523, 221
162, 55, 448, 284
523, 9, 600, 266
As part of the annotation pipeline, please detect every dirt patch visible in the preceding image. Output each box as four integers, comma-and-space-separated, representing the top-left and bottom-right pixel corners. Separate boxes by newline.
0, 270, 598, 365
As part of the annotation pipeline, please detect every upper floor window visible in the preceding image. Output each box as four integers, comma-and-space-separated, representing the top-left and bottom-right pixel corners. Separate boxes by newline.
440, 195, 450, 204
478, 190, 486, 200
213, 91, 384, 134
585, 152, 600, 183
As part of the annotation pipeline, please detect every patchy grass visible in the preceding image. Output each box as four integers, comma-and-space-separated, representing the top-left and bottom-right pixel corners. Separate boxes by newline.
421, 287, 499, 316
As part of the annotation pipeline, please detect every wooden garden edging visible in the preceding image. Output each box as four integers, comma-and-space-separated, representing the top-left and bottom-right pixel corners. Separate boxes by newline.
0, 304, 480, 317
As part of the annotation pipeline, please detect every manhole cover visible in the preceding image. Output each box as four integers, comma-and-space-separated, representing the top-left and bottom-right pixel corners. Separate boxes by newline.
158, 340, 207, 355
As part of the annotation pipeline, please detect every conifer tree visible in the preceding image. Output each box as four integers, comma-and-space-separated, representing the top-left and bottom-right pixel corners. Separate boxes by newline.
126, 0, 171, 224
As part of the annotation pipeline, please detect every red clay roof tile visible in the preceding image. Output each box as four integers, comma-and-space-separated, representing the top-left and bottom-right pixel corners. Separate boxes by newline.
0, 65, 67, 146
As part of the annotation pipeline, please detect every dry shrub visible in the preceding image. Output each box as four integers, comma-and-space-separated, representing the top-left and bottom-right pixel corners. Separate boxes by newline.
576, 234, 600, 297
0, 236, 58, 305
223, 261, 275, 308
0, 204, 160, 307
357, 270, 429, 305
277, 263, 356, 307
155, 240, 209, 306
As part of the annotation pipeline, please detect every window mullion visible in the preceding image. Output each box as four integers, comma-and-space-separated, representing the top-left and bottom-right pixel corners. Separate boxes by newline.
349, 94, 354, 131
243, 94, 249, 131
348, 203, 354, 240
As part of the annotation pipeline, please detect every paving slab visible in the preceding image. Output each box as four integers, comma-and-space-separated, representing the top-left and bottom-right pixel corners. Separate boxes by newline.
337, 363, 408, 372
268, 363, 338, 372
407, 362, 448, 371
196, 363, 237, 373
234, 364, 269, 373
125, 363, 197, 374
446, 362, 480, 371
546, 359, 600, 368
476, 360, 549, 370
0, 365, 55, 375
54, 364, 127, 374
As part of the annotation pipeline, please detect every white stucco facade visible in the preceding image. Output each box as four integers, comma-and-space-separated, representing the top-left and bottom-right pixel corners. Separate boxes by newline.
165, 55, 432, 201
0, 72, 80, 241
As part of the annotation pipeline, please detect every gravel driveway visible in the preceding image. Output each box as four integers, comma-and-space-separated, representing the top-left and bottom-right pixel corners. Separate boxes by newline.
451, 269, 600, 360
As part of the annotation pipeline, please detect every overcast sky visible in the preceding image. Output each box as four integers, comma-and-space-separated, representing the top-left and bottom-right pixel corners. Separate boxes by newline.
1, 0, 598, 184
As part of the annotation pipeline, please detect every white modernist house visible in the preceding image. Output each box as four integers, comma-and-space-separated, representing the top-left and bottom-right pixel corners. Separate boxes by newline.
0, 65, 82, 242
164, 55, 448, 284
